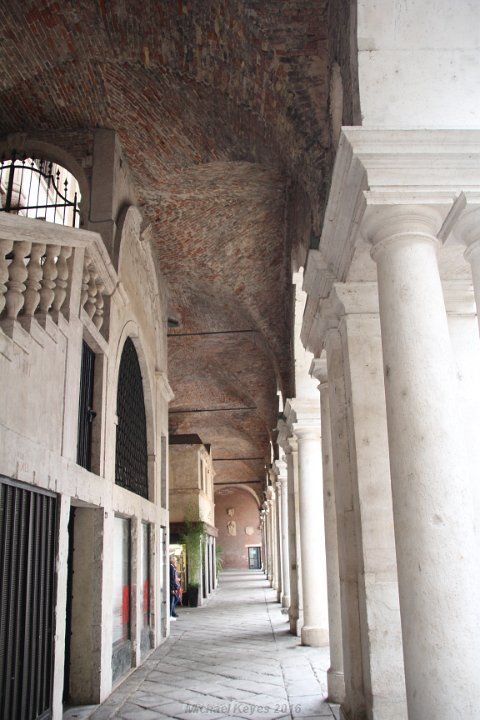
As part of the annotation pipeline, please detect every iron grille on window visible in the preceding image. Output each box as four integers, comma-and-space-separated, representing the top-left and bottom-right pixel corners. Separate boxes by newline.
77, 342, 96, 471
0, 151, 80, 228
0, 477, 56, 720
115, 338, 148, 498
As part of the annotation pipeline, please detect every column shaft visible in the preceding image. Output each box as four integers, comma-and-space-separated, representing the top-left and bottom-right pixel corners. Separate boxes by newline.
277, 468, 290, 608
296, 427, 329, 647
318, 374, 345, 704
371, 216, 480, 717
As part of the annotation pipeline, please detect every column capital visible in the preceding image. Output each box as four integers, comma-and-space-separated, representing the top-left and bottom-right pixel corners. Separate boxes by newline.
292, 423, 321, 442
284, 397, 320, 428
361, 203, 443, 259
273, 458, 288, 481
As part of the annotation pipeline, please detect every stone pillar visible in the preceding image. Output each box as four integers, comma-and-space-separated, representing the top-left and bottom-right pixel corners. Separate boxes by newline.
280, 414, 304, 636
263, 501, 273, 582
365, 205, 480, 718
275, 459, 290, 608
311, 357, 345, 704
267, 483, 280, 592
267, 496, 275, 586
325, 326, 366, 719
291, 405, 329, 647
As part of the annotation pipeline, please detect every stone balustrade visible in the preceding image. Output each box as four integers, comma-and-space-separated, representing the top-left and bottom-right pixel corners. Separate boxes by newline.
0, 213, 117, 336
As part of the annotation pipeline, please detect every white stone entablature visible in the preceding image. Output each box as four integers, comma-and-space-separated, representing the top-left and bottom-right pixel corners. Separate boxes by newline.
302, 128, 480, 355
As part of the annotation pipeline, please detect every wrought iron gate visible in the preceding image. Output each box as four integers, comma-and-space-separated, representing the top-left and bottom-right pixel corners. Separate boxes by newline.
115, 337, 148, 498
0, 152, 80, 228
0, 477, 57, 720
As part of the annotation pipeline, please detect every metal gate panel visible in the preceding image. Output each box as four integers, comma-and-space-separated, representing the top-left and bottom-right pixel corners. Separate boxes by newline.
0, 478, 56, 720
77, 341, 96, 471
115, 337, 148, 498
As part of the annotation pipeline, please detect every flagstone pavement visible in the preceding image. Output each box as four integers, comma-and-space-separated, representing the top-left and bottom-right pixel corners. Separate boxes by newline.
66, 570, 341, 720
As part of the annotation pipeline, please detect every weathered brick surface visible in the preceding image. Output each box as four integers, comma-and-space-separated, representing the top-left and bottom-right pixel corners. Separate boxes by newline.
0, 0, 340, 493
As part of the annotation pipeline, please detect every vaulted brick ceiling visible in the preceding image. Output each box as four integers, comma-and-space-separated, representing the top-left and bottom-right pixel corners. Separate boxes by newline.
0, 1, 332, 493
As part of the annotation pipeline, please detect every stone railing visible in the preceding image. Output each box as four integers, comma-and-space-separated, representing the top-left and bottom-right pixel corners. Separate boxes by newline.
0, 213, 117, 336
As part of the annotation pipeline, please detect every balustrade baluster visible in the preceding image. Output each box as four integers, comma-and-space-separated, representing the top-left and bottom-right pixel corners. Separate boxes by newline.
52, 245, 72, 316
93, 278, 105, 330
81, 258, 90, 309
38, 244, 60, 314
85, 264, 98, 319
0, 238, 13, 315
5, 240, 31, 320
23, 243, 46, 317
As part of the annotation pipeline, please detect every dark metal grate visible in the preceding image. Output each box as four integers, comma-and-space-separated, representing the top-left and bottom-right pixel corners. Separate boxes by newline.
115, 338, 148, 498
0, 477, 56, 720
0, 151, 80, 228
77, 341, 96, 471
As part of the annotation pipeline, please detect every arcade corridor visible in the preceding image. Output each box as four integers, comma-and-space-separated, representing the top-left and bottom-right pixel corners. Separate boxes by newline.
75, 571, 338, 720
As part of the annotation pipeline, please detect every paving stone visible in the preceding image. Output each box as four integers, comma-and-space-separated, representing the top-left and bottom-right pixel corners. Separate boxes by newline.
90, 572, 337, 720
289, 695, 333, 717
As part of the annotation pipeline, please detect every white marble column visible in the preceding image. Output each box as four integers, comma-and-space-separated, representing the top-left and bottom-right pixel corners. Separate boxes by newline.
366, 204, 480, 718
265, 499, 274, 584
311, 357, 345, 704
260, 507, 267, 573
294, 415, 328, 647
274, 479, 283, 602
267, 481, 281, 593
275, 460, 290, 608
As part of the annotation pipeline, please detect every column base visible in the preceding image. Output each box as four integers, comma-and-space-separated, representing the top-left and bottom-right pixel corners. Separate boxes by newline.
281, 593, 290, 608
327, 669, 345, 704
301, 625, 329, 647
289, 607, 299, 635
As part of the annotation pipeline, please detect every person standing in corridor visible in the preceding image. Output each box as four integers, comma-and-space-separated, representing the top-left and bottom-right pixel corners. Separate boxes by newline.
170, 555, 180, 620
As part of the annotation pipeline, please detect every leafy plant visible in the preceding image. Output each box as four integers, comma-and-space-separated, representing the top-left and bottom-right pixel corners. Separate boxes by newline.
215, 543, 224, 578
180, 503, 206, 590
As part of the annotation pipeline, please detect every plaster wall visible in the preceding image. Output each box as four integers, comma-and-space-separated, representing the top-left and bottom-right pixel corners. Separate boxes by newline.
357, 0, 480, 128
215, 487, 261, 569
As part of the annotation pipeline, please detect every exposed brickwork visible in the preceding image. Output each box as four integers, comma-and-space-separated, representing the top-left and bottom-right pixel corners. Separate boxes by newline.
0, 1, 342, 494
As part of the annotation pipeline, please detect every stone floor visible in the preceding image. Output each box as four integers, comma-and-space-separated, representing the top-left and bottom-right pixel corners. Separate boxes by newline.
66, 570, 341, 720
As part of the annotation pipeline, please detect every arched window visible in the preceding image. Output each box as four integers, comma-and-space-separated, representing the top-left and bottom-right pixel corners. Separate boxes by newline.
115, 338, 148, 498
0, 151, 80, 227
